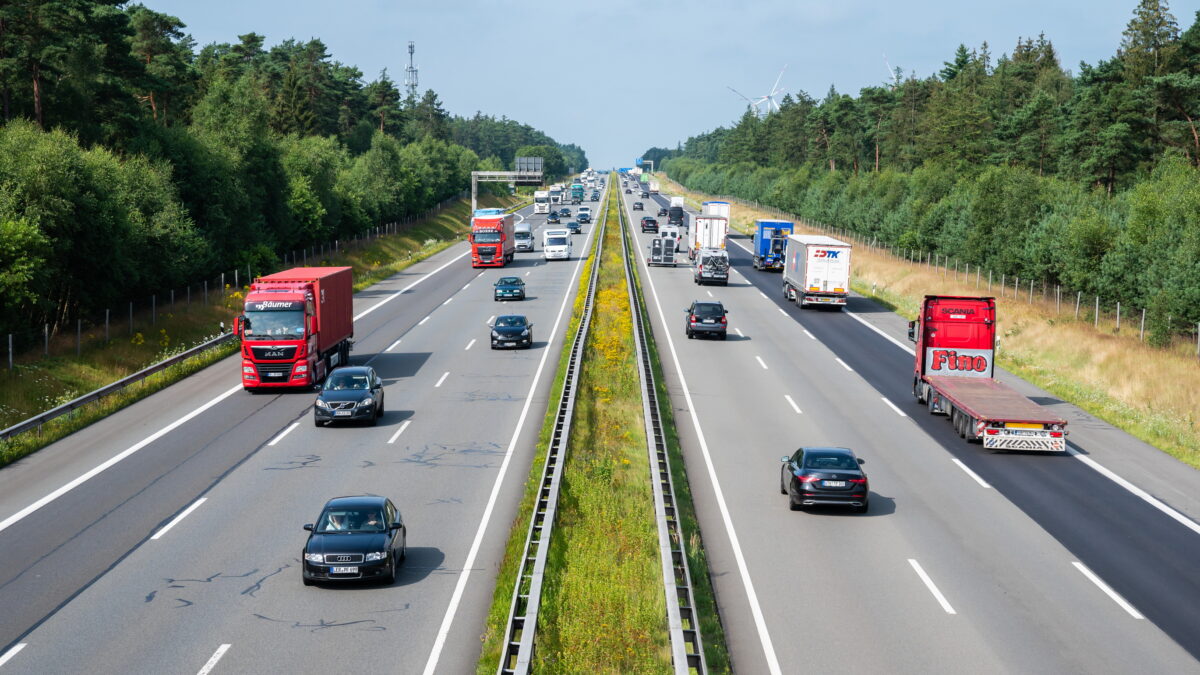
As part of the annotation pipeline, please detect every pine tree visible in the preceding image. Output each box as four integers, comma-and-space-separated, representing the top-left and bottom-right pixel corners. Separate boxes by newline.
1120, 0, 1181, 84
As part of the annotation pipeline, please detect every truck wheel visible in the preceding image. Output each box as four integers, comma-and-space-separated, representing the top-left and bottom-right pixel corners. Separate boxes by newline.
913, 379, 925, 404
927, 393, 938, 415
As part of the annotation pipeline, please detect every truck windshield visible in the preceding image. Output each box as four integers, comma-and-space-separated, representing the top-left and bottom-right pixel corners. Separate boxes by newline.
243, 310, 305, 340
547, 237, 568, 246
515, 232, 531, 240
474, 232, 502, 243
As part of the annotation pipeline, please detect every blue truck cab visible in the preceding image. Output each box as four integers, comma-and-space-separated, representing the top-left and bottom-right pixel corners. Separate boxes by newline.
752, 220, 795, 271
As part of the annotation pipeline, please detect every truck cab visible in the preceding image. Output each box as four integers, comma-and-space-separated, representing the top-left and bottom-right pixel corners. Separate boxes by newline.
752, 220, 794, 271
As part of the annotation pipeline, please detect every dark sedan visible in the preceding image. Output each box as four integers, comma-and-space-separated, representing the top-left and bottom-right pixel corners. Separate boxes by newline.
567, 220, 582, 234
558, 207, 572, 217
657, 207, 668, 216
313, 366, 384, 426
684, 300, 728, 339
494, 276, 526, 301
640, 217, 659, 232
632, 201, 644, 211
302, 495, 406, 585
624, 188, 632, 194
547, 212, 561, 224
780, 447, 869, 513
491, 315, 533, 349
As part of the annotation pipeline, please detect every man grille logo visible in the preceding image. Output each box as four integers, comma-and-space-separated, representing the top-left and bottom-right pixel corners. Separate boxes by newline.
265, 350, 285, 359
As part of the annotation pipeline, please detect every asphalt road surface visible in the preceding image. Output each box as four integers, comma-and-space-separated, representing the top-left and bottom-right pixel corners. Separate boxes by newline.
0, 190, 604, 674
621, 185, 1200, 674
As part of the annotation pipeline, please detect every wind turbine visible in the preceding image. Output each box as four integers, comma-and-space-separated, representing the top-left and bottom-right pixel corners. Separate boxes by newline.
727, 86, 758, 114
727, 66, 788, 117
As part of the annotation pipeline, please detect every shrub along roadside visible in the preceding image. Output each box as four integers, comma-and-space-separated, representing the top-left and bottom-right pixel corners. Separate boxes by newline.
0, 195, 519, 469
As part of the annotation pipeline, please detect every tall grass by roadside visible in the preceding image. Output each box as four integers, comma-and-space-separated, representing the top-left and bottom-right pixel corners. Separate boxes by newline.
655, 173, 1200, 468
0, 195, 518, 469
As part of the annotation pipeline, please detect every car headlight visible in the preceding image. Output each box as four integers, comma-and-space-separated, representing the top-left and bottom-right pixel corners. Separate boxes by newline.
358, 397, 374, 407
304, 553, 324, 563
492, 330, 501, 338
365, 551, 387, 562
521, 329, 529, 336
315, 399, 329, 409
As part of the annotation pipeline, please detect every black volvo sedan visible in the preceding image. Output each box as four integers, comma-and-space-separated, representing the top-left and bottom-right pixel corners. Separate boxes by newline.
313, 366, 384, 426
302, 495, 406, 585
779, 447, 869, 513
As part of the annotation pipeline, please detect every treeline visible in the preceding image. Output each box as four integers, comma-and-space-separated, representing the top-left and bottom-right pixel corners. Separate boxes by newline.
0, 2, 586, 342
652, 1, 1200, 338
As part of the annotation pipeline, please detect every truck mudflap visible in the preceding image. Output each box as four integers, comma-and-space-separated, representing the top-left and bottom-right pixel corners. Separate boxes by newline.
983, 432, 1066, 452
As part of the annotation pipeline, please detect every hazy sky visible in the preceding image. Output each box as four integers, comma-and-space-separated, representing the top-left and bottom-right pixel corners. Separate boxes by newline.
146, 0, 1200, 169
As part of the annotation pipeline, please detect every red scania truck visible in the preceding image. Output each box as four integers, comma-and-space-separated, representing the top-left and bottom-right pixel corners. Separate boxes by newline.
469, 209, 516, 267
908, 295, 1068, 451
235, 267, 354, 391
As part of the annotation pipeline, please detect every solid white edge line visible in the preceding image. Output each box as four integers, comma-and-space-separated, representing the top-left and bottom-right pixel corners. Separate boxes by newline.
908, 559, 957, 614
151, 497, 207, 540
354, 249, 470, 321
196, 644, 231, 675
1066, 448, 1200, 537
759, 291, 768, 300
777, 307, 787, 317
0, 384, 242, 536
464, 339, 476, 351
756, 356, 768, 370
835, 357, 854, 372
418, 316, 430, 325
1072, 561, 1144, 619
0, 644, 26, 668
385, 338, 402, 353
434, 372, 449, 388
784, 395, 802, 415
632, 225, 783, 674
845, 309, 915, 355
387, 420, 411, 445
881, 396, 908, 417
266, 422, 299, 447
951, 458, 992, 489
422, 213, 599, 675
442, 297, 453, 306
803, 329, 815, 340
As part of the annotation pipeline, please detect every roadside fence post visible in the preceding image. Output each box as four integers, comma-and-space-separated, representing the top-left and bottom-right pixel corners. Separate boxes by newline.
8, 333, 13, 370
247, 264, 251, 285
1075, 292, 1081, 319
204, 280, 208, 305
76, 319, 81, 357
129, 302, 134, 335
152, 294, 156, 326
105, 310, 109, 343
1001, 274, 1006, 296
1056, 286, 1061, 314
1116, 302, 1121, 332
230, 271, 234, 290
1196, 324, 1199, 357
187, 286, 190, 312
1015, 276, 1019, 298
1141, 309, 1146, 341
1094, 296, 1099, 328
45, 324, 49, 355
1028, 279, 1033, 303
988, 270, 992, 291
170, 289, 174, 310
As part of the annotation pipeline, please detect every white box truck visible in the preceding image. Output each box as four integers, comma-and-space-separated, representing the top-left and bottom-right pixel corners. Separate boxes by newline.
542, 228, 572, 260
534, 190, 550, 214
514, 222, 535, 252
701, 201, 731, 222
649, 180, 660, 194
687, 215, 728, 261
781, 234, 852, 309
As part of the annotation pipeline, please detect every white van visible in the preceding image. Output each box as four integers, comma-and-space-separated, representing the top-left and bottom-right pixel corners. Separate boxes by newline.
543, 228, 572, 260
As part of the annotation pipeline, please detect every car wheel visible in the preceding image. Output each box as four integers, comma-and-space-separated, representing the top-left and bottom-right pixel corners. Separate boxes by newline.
314, 417, 322, 428
719, 332, 727, 340
302, 575, 314, 586
686, 329, 694, 339
780, 470, 788, 495
789, 497, 803, 512
854, 500, 870, 514
382, 558, 396, 585
368, 410, 378, 427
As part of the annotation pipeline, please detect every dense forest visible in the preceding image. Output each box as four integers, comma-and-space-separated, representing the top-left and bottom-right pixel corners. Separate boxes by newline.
0, 1, 586, 342
648, 0, 1200, 339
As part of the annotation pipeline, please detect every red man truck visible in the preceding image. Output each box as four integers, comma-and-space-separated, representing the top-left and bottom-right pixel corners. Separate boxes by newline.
235, 267, 354, 391
470, 209, 516, 267
908, 295, 1067, 451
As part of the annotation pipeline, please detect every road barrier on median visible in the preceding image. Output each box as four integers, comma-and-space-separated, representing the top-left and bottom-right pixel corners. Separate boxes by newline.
0, 332, 236, 442
618, 191, 709, 674
498, 188, 607, 675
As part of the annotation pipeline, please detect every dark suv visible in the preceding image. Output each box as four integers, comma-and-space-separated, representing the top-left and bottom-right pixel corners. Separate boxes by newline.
640, 217, 658, 232
684, 301, 728, 340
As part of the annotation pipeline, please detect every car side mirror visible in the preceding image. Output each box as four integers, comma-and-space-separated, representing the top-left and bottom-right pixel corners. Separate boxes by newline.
389, 523, 402, 531
780, 456, 790, 463
907, 321, 917, 342
303, 524, 314, 531
857, 458, 866, 465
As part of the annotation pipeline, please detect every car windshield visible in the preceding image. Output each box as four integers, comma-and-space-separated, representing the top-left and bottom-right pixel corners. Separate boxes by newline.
317, 508, 386, 533
242, 309, 305, 340
497, 277, 520, 285
474, 232, 502, 243
515, 232, 531, 240
803, 452, 859, 470
547, 236, 568, 246
692, 304, 724, 317
495, 316, 527, 327
325, 373, 371, 390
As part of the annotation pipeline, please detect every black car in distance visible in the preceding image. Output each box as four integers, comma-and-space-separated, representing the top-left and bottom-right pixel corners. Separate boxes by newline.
491, 314, 533, 349
567, 220, 582, 234
313, 366, 384, 426
493, 276, 526, 301
684, 301, 728, 339
547, 211, 561, 224
780, 447, 869, 513
302, 495, 406, 585
640, 217, 659, 232
558, 207, 572, 217
657, 207, 668, 217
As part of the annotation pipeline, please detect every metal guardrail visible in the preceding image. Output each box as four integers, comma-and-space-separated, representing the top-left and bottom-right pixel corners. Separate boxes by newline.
0, 332, 236, 441
617, 192, 708, 673
498, 187, 608, 674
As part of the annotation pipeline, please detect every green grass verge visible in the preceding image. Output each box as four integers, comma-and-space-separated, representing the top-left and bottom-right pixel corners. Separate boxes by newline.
621, 210, 732, 672
0, 195, 519, 469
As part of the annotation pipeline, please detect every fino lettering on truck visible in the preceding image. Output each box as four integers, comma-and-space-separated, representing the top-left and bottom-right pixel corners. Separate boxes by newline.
908, 295, 1068, 451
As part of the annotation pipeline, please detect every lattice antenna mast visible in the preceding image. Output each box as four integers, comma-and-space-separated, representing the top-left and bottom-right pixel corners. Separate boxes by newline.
404, 41, 419, 97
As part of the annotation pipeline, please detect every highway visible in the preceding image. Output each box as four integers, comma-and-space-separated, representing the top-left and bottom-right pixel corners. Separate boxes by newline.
0, 193, 602, 673
620, 186, 1200, 673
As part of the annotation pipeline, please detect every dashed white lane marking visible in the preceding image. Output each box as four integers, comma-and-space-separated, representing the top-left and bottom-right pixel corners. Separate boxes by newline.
196, 644, 232, 675
707, 290, 714, 297
434, 372, 449, 388
777, 308, 788, 317
784, 395, 802, 414
387, 420, 411, 445
418, 316, 430, 325
951, 458, 991, 488
462, 283, 471, 291
734, 328, 744, 337
881, 396, 907, 417
759, 291, 768, 299
835, 357, 854, 372
0, 644, 27, 668
386, 338, 402, 352
152, 498, 207, 540
486, 316, 494, 325
525, 271, 531, 277
442, 297, 453, 306
803, 329, 815, 340
756, 356, 768, 370
1072, 562, 1144, 619
267, 422, 299, 446
908, 559, 957, 615
465, 339, 476, 351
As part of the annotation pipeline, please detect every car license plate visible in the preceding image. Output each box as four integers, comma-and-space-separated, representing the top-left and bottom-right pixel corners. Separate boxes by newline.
823, 480, 846, 487
331, 566, 357, 574
266, 372, 283, 377
704, 319, 715, 323
818, 297, 831, 302
334, 410, 351, 416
